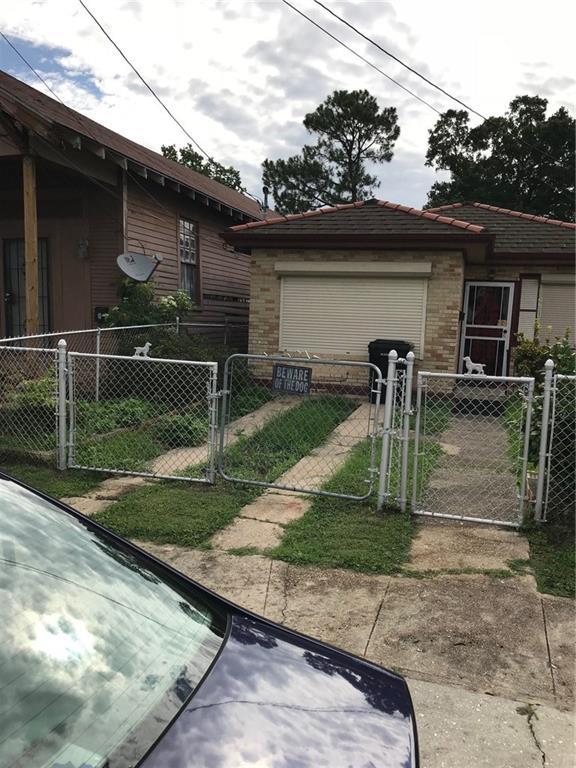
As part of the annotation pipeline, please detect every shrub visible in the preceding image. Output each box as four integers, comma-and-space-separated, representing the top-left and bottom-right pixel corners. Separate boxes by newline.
514, 330, 575, 528
105, 280, 194, 327
76, 398, 158, 435
152, 413, 209, 448
0, 376, 56, 434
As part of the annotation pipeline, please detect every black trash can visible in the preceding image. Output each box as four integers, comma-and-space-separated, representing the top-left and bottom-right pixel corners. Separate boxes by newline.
368, 339, 414, 402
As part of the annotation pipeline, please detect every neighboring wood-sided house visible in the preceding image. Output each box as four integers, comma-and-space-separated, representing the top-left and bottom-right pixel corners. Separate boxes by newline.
224, 200, 575, 376
0, 70, 262, 339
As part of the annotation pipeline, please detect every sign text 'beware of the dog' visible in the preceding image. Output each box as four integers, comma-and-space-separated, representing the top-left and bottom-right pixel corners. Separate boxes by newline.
271, 364, 312, 395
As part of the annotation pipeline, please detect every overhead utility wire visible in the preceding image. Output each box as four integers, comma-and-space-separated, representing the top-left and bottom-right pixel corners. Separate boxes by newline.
309, 0, 565, 170
77, 0, 212, 161
0, 32, 66, 105
76, 0, 263, 206
312, 0, 486, 120
279, 0, 441, 115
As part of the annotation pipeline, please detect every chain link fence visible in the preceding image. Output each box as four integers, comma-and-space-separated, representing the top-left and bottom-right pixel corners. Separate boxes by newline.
544, 374, 576, 525
412, 372, 534, 526
219, 354, 382, 498
0, 346, 60, 465
68, 352, 218, 482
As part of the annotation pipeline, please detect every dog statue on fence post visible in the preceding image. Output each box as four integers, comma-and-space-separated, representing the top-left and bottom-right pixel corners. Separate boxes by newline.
463, 356, 486, 375
133, 341, 152, 358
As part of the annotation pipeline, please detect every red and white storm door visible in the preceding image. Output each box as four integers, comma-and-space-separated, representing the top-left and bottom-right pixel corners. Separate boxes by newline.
459, 282, 515, 376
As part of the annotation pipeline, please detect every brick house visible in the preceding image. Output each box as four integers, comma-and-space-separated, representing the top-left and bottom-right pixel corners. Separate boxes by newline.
0, 70, 262, 339
224, 200, 575, 376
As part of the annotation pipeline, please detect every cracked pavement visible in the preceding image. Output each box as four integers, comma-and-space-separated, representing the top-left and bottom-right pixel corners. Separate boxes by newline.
138, 543, 574, 768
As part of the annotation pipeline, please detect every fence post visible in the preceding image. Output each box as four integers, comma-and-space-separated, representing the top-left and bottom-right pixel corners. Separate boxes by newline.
534, 359, 555, 521
377, 350, 398, 511
399, 351, 415, 512
95, 327, 101, 402
411, 373, 424, 510
57, 339, 67, 470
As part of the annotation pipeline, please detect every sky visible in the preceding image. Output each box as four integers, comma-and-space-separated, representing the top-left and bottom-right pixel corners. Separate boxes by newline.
0, 0, 574, 209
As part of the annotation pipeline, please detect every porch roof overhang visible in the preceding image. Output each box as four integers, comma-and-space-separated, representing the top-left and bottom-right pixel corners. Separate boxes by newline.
0, 74, 261, 223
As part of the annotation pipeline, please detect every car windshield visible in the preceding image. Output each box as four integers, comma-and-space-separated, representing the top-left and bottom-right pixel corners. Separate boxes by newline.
0, 478, 226, 768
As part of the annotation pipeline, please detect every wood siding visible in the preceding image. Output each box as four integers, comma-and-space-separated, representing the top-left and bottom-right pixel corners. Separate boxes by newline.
126, 178, 250, 324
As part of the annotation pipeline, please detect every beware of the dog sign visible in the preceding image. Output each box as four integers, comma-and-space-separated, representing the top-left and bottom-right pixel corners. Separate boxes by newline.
272, 364, 312, 395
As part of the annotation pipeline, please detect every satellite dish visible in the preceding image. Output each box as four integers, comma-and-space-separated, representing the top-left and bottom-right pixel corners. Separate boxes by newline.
116, 251, 163, 282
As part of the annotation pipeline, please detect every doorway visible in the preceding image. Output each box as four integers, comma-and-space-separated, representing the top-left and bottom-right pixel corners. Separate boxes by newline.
3, 238, 50, 336
459, 281, 515, 376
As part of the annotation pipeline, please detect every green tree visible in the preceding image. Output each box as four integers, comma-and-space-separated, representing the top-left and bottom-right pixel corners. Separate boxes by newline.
161, 143, 245, 192
263, 90, 400, 214
424, 95, 575, 220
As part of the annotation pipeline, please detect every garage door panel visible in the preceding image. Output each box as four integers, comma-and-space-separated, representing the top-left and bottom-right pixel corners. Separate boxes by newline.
539, 283, 575, 340
280, 275, 426, 356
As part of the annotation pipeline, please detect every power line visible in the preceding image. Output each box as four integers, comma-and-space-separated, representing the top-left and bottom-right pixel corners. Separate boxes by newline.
308, 0, 562, 168
77, 0, 212, 161
279, 0, 441, 115
0, 32, 66, 105
76, 1, 263, 207
312, 0, 486, 120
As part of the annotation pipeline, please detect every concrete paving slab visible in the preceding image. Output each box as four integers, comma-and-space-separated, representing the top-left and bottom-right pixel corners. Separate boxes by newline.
60, 496, 113, 516
240, 492, 312, 524
420, 414, 520, 524
409, 520, 530, 571
265, 563, 390, 658
366, 574, 555, 703
211, 516, 284, 551
531, 700, 576, 768
136, 543, 274, 615
409, 677, 573, 768
93, 474, 149, 498
541, 595, 576, 708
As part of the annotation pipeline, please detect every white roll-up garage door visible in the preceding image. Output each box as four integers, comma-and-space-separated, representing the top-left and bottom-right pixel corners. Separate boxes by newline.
279, 275, 427, 356
539, 279, 575, 340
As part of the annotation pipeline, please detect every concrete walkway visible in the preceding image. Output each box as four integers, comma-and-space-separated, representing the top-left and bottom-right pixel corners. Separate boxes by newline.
422, 414, 521, 524
137, 542, 574, 767
212, 403, 372, 551
61, 398, 298, 516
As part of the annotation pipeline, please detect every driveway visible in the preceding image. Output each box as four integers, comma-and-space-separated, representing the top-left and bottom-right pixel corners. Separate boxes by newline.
139, 542, 574, 768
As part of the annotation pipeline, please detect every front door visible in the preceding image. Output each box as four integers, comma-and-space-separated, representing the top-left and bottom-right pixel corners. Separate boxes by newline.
3, 238, 50, 337
459, 281, 515, 376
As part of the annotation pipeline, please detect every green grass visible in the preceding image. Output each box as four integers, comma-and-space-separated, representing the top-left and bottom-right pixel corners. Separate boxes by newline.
74, 431, 165, 473
271, 440, 416, 573
525, 525, 575, 598
0, 462, 105, 499
94, 394, 359, 547
224, 395, 358, 483
95, 481, 260, 548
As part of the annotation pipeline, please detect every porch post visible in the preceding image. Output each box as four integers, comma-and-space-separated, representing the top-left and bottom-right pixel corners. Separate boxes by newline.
22, 155, 39, 334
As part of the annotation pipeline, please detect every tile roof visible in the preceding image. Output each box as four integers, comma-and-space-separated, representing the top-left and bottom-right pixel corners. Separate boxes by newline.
228, 199, 486, 237
0, 70, 261, 220
426, 202, 575, 252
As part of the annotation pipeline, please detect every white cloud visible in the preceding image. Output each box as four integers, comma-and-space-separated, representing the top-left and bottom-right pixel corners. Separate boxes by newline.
0, 0, 574, 208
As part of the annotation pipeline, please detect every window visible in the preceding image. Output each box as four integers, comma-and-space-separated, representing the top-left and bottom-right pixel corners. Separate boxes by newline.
179, 217, 198, 300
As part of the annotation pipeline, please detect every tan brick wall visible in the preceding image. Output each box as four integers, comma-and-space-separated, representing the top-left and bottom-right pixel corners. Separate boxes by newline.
248, 248, 465, 374
465, 262, 574, 281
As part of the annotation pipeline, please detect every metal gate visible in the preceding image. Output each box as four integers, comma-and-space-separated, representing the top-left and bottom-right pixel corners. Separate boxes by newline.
218, 353, 383, 499
67, 352, 218, 482
412, 371, 535, 527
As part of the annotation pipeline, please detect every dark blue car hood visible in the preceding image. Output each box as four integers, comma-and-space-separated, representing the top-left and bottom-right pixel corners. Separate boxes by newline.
141, 613, 417, 768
